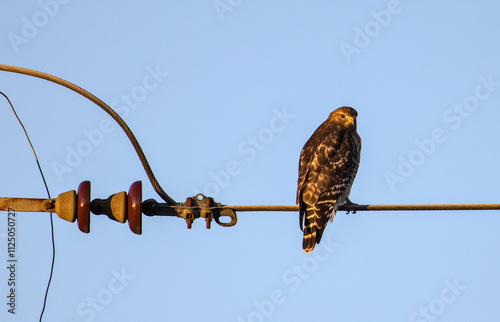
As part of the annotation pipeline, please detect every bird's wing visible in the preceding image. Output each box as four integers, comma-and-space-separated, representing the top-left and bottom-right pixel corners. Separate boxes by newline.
298, 124, 347, 228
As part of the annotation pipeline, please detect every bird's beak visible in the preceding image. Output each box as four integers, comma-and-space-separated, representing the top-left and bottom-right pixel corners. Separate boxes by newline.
347, 115, 356, 128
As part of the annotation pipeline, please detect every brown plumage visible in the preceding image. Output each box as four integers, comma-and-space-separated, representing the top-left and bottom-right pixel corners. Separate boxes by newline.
297, 106, 361, 253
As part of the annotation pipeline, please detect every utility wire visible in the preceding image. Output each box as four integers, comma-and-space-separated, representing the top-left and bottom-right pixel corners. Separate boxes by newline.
0, 92, 54, 322
0, 64, 176, 205
3, 66, 499, 216
224, 203, 500, 212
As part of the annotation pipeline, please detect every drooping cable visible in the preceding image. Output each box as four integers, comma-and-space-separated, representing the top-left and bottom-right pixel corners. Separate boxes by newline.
0, 91, 54, 322
0, 64, 177, 205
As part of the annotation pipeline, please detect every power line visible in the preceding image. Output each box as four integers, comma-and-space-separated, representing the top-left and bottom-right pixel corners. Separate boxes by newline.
3, 65, 500, 226
224, 203, 500, 212
0, 64, 176, 206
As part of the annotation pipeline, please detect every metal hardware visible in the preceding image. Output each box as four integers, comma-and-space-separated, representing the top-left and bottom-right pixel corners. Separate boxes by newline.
142, 194, 237, 228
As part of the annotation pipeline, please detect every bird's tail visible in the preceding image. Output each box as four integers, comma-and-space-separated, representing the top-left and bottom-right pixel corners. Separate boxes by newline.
301, 204, 333, 253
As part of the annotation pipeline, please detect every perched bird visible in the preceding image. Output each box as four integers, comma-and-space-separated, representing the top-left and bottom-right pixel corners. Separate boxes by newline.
297, 106, 361, 253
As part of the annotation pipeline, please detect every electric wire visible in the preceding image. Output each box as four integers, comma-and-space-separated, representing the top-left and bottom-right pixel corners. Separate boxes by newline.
0, 64, 177, 205
2, 64, 500, 214
3, 66, 500, 215
0, 92, 54, 322
223, 203, 500, 212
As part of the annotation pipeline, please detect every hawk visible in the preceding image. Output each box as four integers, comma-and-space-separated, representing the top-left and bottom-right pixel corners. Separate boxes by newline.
297, 106, 361, 253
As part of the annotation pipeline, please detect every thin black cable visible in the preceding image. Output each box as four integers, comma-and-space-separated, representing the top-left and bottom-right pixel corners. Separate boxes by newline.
0, 92, 55, 322
36, 159, 54, 322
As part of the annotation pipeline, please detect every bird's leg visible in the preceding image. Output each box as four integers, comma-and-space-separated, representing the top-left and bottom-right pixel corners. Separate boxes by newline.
344, 198, 358, 214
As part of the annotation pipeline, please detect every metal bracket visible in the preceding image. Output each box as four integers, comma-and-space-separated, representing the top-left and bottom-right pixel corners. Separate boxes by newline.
141, 193, 237, 229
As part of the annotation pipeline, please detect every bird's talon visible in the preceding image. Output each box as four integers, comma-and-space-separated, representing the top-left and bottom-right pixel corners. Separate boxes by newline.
346, 198, 359, 206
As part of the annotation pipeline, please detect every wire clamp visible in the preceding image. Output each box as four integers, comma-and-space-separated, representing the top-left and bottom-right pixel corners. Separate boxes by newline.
142, 194, 237, 229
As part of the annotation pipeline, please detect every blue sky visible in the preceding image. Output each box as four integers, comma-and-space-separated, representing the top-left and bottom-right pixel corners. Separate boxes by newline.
1, 1, 500, 321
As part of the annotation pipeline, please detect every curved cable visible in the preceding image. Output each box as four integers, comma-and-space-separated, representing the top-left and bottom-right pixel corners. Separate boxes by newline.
0, 91, 55, 322
0, 64, 177, 205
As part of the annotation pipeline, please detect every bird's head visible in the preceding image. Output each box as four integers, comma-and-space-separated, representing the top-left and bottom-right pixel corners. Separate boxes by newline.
327, 106, 358, 130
